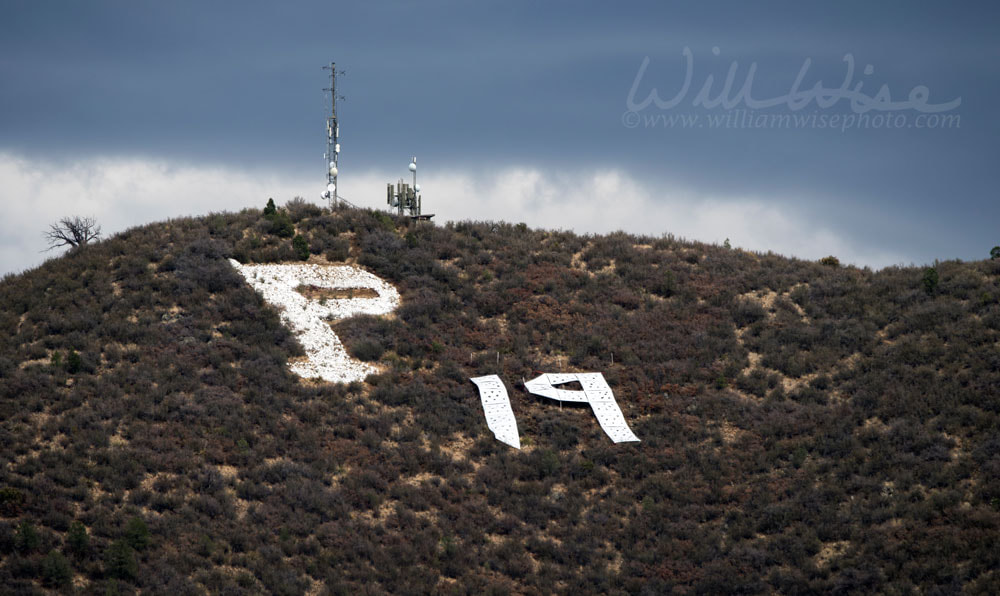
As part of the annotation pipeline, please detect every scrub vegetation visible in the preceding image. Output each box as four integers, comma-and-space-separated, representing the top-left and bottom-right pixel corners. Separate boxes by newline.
1, 200, 998, 593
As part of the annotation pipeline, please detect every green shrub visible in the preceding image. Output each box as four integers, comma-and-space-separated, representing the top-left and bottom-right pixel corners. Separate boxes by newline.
922, 267, 939, 294
820, 256, 840, 267
66, 520, 89, 556
0, 487, 25, 516
352, 340, 384, 362
374, 212, 395, 231
269, 211, 295, 238
104, 539, 137, 580
652, 270, 676, 297
14, 520, 39, 553
292, 235, 310, 261
325, 236, 350, 261
41, 550, 72, 587
66, 349, 82, 374
285, 196, 321, 221
991, 246, 1000, 260
732, 299, 767, 327
539, 450, 560, 476
125, 516, 150, 551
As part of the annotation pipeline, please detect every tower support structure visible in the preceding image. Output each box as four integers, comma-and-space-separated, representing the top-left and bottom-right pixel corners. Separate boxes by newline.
322, 62, 343, 208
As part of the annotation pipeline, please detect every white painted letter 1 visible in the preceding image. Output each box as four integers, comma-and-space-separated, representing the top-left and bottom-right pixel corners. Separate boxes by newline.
470, 375, 520, 449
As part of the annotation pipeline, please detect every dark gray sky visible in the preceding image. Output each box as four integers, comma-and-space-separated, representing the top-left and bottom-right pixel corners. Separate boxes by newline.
2, 1, 997, 273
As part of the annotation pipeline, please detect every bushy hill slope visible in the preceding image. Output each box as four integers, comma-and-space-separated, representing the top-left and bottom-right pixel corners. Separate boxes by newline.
1, 203, 999, 594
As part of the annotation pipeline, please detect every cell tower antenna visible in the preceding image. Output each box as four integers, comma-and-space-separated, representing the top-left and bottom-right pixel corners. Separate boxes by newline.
386, 156, 432, 220
322, 62, 345, 209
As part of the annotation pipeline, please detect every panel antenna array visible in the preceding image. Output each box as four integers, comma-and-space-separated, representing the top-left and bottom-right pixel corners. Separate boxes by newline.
387, 157, 433, 220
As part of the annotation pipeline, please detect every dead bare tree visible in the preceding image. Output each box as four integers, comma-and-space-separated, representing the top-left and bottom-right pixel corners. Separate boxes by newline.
44, 216, 102, 251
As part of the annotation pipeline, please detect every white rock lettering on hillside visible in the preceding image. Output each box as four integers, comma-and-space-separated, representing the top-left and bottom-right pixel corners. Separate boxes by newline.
228, 259, 400, 383
524, 373, 641, 444
470, 375, 521, 449
470, 373, 640, 448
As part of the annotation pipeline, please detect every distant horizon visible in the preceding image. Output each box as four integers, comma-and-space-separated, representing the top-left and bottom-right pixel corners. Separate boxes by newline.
0, 154, 976, 276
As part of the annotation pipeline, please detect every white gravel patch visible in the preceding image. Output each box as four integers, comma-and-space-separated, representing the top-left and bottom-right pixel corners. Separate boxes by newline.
228, 259, 400, 383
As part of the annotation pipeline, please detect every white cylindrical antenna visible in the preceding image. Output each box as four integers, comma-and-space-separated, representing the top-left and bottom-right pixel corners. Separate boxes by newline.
410, 157, 418, 216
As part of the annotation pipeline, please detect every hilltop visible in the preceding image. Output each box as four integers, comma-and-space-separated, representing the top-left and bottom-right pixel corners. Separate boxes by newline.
1, 200, 999, 594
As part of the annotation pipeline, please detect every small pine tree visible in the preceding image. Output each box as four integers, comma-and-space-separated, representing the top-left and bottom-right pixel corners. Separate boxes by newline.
292, 234, 310, 261
124, 516, 150, 551
66, 349, 82, 374
14, 519, 40, 552
992, 246, 1000, 260
922, 267, 939, 295
0, 487, 25, 516
263, 198, 277, 218
67, 520, 89, 556
41, 550, 73, 587
104, 539, 137, 580
820, 256, 840, 267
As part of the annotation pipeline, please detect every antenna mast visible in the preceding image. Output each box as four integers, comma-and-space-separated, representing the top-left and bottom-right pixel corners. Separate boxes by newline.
322, 62, 343, 209
386, 156, 432, 220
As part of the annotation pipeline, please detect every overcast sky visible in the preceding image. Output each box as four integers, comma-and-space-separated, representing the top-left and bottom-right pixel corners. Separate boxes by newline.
2, 1, 997, 275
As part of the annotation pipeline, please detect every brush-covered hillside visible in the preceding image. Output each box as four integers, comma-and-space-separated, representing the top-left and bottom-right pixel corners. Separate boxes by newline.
1, 200, 999, 594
